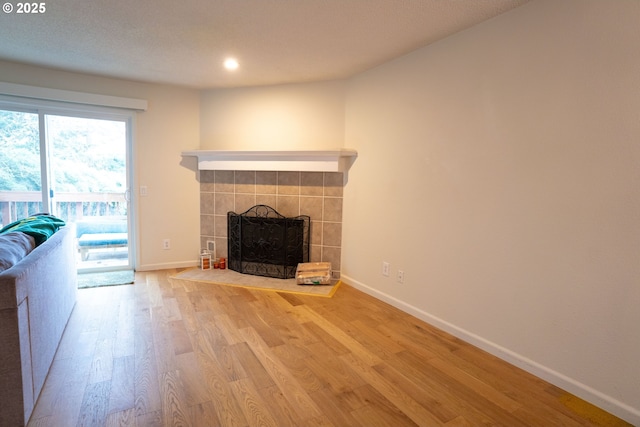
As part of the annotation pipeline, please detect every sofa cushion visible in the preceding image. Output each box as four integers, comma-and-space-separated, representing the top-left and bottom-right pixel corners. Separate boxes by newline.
75, 216, 127, 237
0, 232, 36, 273
77, 232, 128, 247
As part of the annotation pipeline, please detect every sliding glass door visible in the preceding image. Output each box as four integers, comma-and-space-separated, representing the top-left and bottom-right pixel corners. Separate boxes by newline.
0, 106, 133, 273
0, 110, 42, 220
46, 114, 131, 272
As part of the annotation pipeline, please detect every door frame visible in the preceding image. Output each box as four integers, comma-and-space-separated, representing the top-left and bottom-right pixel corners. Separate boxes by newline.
0, 95, 137, 272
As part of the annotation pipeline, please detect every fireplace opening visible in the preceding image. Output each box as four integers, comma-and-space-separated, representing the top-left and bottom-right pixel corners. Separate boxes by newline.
227, 205, 310, 279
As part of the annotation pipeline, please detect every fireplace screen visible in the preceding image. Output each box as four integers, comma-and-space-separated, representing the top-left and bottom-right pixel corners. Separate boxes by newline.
227, 205, 310, 279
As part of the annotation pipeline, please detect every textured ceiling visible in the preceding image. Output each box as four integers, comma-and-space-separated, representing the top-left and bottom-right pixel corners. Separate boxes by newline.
0, 0, 530, 89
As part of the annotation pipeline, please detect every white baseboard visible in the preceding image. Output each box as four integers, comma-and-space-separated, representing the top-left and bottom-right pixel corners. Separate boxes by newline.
340, 274, 640, 426
136, 260, 198, 272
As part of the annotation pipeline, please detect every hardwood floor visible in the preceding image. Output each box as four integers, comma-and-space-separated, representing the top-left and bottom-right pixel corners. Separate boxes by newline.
27, 269, 630, 427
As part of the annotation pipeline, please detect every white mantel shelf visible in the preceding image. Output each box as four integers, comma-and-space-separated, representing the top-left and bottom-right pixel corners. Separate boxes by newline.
182, 149, 357, 173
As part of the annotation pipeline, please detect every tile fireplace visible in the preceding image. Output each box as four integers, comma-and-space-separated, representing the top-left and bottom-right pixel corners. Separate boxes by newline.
199, 169, 344, 278
185, 149, 357, 280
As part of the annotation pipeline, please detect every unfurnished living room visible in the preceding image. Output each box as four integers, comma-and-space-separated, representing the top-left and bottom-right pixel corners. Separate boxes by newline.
0, 0, 638, 426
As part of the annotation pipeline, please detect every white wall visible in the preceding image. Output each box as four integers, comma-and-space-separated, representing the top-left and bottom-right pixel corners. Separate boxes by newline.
0, 60, 202, 270
342, 0, 640, 423
200, 80, 346, 150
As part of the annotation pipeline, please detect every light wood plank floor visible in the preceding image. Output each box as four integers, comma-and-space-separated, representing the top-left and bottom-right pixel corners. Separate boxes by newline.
27, 269, 630, 427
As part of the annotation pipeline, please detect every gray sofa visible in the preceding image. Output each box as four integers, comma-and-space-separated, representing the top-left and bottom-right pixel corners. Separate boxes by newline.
0, 225, 77, 426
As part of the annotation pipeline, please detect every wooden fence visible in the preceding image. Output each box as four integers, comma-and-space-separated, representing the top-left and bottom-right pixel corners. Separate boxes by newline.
0, 191, 127, 226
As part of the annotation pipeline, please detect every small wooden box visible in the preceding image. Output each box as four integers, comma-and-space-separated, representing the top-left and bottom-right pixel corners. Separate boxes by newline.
296, 262, 332, 285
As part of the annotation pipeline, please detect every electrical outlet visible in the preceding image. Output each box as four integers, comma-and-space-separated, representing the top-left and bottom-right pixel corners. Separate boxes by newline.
382, 261, 390, 277
162, 239, 170, 250
397, 270, 404, 284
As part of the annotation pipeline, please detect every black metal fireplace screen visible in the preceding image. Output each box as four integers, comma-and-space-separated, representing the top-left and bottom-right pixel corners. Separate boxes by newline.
227, 205, 310, 279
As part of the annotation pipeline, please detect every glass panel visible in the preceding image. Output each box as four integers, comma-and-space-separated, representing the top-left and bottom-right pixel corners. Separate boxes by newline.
0, 109, 42, 227
45, 114, 130, 271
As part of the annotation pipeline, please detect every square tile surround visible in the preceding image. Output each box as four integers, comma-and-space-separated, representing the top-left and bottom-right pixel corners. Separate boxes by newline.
199, 170, 344, 278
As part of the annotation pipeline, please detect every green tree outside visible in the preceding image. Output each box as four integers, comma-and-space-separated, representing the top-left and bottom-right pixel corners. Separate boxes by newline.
0, 110, 126, 193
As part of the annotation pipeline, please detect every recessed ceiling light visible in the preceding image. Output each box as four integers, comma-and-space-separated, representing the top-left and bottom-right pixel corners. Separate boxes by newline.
224, 58, 239, 71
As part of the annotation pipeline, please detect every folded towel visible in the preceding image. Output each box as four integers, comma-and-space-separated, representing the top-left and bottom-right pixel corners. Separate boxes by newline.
0, 214, 66, 246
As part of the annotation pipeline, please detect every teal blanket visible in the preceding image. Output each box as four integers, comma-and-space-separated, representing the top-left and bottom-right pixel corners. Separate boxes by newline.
0, 214, 66, 246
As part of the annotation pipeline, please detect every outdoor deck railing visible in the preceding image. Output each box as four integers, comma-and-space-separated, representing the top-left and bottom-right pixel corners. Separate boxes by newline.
0, 191, 127, 226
